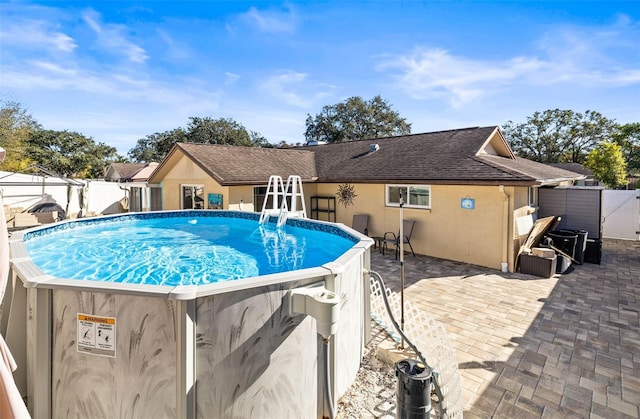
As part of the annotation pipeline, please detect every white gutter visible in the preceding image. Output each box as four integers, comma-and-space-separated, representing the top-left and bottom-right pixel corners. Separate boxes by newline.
537, 176, 586, 186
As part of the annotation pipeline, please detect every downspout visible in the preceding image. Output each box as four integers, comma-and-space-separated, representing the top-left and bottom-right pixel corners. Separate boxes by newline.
499, 185, 509, 273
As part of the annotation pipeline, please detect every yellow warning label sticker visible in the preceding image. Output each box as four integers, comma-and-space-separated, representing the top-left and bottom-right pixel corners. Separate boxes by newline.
77, 313, 116, 358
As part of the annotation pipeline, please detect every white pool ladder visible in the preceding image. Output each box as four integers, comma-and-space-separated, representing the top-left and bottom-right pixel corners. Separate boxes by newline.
259, 175, 307, 227
259, 175, 285, 224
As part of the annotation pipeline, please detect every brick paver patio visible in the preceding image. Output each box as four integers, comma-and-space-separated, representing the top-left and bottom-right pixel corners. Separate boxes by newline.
369, 239, 639, 418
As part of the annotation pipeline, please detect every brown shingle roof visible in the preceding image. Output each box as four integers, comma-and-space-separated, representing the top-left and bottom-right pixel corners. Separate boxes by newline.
176, 143, 318, 185
154, 127, 585, 186
104, 163, 147, 181
300, 127, 495, 182
478, 155, 586, 185
301, 126, 584, 185
549, 163, 593, 177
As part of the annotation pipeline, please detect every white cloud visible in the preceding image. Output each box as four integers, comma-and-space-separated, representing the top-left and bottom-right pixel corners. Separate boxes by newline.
3, 54, 221, 109
607, 69, 640, 85
261, 71, 310, 107
0, 18, 76, 52
240, 4, 297, 34
378, 15, 640, 108
376, 48, 546, 107
31, 60, 77, 77
376, 15, 640, 108
157, 29, 191, 61
225, 72, 240, 85
260, 70, 335, 108
533, 15, 640, 85
82, 10, 148, 63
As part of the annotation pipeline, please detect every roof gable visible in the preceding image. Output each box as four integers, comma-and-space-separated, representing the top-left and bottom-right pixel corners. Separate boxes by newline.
476, 127, 515, 158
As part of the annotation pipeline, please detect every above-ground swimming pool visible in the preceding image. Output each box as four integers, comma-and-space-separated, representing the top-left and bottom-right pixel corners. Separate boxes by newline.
23, 211, 356, 286
6, 211, 374, 418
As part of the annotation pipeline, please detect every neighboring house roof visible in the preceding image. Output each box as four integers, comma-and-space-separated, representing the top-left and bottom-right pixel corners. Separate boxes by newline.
549, 163, 594, 177
150, 143, 318, 185
104, 163, 147, 182
131, 162, 159, 182
149, 126, 585, 187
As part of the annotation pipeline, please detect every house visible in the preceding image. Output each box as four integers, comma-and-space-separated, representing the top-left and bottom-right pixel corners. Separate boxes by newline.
147, 126, 584, 272
104, 162, 163, 212
550, 163, 599, 186
104, 162, 160, 183
148, 144, 317, 211
104, 163, 148, 182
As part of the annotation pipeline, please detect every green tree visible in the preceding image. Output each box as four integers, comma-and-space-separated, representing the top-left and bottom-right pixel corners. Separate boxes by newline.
584, 142, 627, 188
502, 109, 617, 164
0, 101, 40, 172
187, 117, 255, 146
128, 128, 187, 163
250, 131, 275, 148
612, 122, 640, 174
27, 129, 120, 178
128, 117, 270, 162
304, 95, 411, 143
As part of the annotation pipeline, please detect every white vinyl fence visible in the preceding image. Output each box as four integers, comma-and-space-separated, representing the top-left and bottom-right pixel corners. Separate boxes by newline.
1, 171, 130, 220
602, 189, 640, 241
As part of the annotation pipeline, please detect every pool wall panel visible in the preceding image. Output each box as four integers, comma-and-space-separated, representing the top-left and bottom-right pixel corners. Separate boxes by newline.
332, 250, 367, 398
50, 290, 178, 418
195, 281, 317, 418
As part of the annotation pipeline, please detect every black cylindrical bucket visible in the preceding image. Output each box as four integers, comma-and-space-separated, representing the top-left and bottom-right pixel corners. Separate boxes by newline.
547, 230, 578, 259
561, 229, 588, 264
556, 253, 572, 273
395, 359, 432, 419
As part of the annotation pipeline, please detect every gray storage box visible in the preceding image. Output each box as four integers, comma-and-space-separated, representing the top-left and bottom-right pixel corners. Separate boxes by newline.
520, 253, 557, 278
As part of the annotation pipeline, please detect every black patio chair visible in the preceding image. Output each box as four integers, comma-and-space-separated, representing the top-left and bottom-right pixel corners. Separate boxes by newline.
382, 219, 416, 259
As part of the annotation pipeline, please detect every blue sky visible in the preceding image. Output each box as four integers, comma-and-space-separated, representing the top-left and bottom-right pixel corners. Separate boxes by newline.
1, 1, 639, 155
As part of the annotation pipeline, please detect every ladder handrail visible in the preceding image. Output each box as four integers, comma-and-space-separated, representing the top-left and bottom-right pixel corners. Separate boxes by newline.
260, 175, 306, 227
259, 175, 285, 224
277, 175, 306, 227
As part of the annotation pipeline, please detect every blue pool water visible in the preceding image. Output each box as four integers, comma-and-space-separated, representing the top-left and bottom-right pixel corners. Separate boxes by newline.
24, 212, 357, 286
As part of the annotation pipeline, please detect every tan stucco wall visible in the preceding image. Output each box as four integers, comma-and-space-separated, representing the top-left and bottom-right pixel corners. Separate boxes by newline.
160, 160, 317, 213
228, 186, 256, 211
160, 157, 229, 209
306, 183, 524, 271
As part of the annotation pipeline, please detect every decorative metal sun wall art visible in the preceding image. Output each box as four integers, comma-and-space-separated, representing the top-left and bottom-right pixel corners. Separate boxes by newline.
336, 183, 357, 208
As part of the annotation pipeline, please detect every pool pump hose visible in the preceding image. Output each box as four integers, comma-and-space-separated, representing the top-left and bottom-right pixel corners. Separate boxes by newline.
323, 337, 335, 419
369, 270, 447, 419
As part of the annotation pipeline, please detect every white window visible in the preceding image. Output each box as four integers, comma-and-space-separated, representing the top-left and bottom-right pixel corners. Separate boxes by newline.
254, 186, 268, 212
528, 187, 538, 207
386, 185, 431, 209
